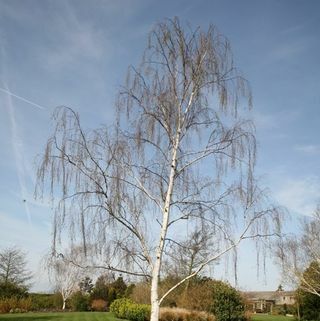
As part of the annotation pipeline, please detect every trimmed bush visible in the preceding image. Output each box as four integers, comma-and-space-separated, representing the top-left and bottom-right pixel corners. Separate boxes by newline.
126, 304, 150, 321
110, 298, 150, 321
110, 298, 134, 318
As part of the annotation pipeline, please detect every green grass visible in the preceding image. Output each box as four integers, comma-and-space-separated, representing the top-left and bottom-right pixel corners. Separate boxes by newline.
252, 314, 294, 321
0, 312, 293, 321
0, 312, 123, 321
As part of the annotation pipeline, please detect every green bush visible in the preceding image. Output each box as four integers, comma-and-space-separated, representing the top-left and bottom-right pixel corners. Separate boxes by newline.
110, 298, 150, 321
70, 291, 90, 311
126, 303, 150, 321
210, 281, 245, 321
299, 291, 320, 321
110, 298, 133, 317
29, 293, 62, 311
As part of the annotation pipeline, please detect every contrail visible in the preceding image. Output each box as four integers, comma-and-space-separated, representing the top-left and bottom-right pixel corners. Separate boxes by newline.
0, 86, 46, 110
2, 81, 33, 225
0, 45, 35, 225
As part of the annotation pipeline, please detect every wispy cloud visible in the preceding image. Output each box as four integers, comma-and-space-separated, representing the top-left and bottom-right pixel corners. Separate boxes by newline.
280, 23, 305, 35
39, 2, 106, 72
269, 41, 307, 61
253, 109, 300, 130
267, 30, 313, 62
294, 144, 320, 154
274, 176, 320, 217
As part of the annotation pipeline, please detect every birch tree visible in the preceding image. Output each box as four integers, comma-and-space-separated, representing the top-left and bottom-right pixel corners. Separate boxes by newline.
48, 250, 85, 310
36, 18, 282, 321
276, 206, 320, 297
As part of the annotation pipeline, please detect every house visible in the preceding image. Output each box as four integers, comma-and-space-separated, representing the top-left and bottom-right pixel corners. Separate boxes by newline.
244, 290, 295, 313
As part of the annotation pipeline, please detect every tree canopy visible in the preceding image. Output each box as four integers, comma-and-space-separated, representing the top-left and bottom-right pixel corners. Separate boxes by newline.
36, 18, 282, 321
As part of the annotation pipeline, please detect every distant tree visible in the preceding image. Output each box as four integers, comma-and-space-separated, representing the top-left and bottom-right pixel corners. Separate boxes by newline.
175, 276, 212, 310
130, 282, 151, 305
91, 274, 127, 306
91, 274, 110, 302
110, 276, 127, 298
165, 227, 215, 291
276, 206, 320, 297
36, 18, 283, 321
0, 247, 32, 293
48, 249, 85, 310
276, 284, 284, 292
79, 276, 94, 294
0, 280, 28, 298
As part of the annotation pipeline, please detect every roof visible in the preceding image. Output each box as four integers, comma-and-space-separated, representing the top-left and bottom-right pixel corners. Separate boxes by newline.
244, 291, 295, 301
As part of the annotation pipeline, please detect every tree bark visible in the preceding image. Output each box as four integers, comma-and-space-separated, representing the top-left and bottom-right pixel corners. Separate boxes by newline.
150, 133, 180, 321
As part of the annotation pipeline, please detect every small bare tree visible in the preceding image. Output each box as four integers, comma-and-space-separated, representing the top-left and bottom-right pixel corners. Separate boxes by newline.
276, 206, 320, 297
0, 247, 32, 288
47, 249, 85, 310
165, 226, 216, 279
36, 18, 282, 321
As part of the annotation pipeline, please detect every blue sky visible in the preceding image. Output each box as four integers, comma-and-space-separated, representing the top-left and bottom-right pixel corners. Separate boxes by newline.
0, 0, 319, 292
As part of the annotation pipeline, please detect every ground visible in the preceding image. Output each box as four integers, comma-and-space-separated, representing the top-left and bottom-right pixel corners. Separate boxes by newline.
0, 312, 293, 321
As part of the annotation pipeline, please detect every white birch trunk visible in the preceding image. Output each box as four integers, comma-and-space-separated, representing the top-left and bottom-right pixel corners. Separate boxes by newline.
150, 133, 180, 321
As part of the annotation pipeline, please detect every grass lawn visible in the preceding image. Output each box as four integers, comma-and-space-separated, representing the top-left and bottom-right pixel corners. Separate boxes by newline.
0, 312, 123, 321
0, 312, 294, 321
252, 314, 294, 321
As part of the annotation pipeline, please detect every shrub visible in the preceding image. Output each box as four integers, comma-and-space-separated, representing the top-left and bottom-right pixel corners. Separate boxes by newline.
110, 298, 134, 318
299, 290, 320, 321
177, 282, 212, 311
29, 293, 62, 311
160, 307, 215, 321
272, 304, 297, 316
130, 283, 150, 305
110, 298, 150, 321
70, 291, 90, 311
126, 303, 150, 321
210, 281, 245, 321
0, 297, 32, 314
91, 299, 108, 311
